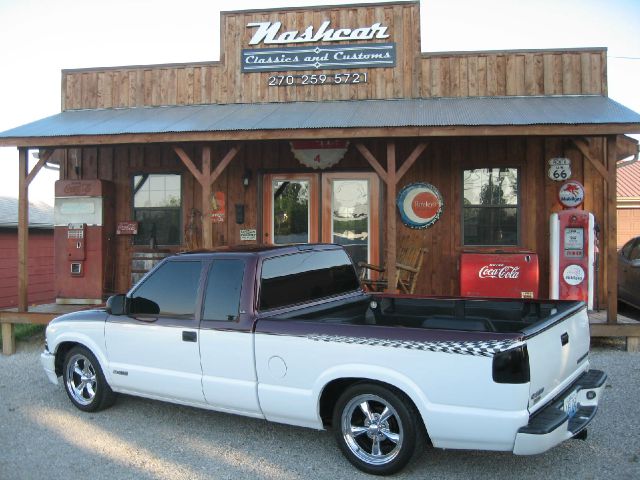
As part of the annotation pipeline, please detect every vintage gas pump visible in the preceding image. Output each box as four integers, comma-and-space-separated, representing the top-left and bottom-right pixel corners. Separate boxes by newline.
54, 180, 114, 304
549, 209, 596, 309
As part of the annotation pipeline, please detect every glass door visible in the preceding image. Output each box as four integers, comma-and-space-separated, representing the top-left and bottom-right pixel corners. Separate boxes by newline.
322, 173, 379, 268
263, 174, 319, 245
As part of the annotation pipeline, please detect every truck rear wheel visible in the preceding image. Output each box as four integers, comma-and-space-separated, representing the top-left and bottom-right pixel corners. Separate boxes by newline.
332, 383, 422, 475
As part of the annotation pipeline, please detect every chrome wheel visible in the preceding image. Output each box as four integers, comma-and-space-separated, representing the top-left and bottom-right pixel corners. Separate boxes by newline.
65, 353, 97, 406
341, 393, 403, 466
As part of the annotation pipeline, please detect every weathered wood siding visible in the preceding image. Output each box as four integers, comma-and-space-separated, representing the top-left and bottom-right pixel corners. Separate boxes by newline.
61, 2, 606, 110
57, 136, 609, 304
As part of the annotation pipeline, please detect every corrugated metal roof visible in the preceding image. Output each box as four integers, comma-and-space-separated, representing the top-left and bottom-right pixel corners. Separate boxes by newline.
0, 197, 53, 228
1, 95, 639, 139
618, 160, 640, 198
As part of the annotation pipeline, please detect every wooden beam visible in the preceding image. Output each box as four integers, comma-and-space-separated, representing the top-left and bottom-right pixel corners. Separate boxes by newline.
396, 142, 428, 182
355, 143, 388, 184
173, 146, 203, 184
201, 146, 213, 249
616, 134, 639, 161
1, 323, 15, 355
606, 136, 618, 324
385, 142, 398, 294
210, 144, 242, 186
590, 323, 640, 337
17, 148, 28, 313
571, 138, 610, 183
25, 149, 54, 186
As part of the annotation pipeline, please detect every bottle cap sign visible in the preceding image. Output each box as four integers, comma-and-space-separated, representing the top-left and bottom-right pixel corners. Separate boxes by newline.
397, 182, 444, 229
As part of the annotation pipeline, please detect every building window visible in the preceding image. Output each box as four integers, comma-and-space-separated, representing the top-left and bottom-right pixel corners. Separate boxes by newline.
133, 174, 181, 246
463, 168, 519, 246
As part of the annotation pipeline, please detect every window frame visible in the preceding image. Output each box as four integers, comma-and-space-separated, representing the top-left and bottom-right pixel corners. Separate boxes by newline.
461, 167, 521, 247
127, 258, 204, 323
200, 258, 247, 324
131, 172, 183, 247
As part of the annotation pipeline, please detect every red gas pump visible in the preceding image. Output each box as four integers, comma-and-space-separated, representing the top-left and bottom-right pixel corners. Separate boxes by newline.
54, 180, 114, 304
549, 209, 595, 309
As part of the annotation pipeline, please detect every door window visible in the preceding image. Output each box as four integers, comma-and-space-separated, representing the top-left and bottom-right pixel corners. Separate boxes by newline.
130, 260, 201, 317
202, 260, 245, 322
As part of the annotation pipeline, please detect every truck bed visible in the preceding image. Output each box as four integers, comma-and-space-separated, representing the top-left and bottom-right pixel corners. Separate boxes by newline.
271, 294, 584, 335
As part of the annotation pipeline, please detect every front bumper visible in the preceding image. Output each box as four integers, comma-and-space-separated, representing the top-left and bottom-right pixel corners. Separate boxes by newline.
40, 350, 59, 385
513, 369, 607, 455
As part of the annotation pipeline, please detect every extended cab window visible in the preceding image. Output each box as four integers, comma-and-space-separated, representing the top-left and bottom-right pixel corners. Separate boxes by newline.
203, 260, 245, 321
130, 261, 201, 317
259, 249, 359, 310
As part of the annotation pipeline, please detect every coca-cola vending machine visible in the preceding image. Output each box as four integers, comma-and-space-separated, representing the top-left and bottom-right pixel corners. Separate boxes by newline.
460, 252, 539, 298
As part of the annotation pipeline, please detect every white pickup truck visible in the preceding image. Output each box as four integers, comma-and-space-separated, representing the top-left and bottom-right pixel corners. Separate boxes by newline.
41, 244, 606, 475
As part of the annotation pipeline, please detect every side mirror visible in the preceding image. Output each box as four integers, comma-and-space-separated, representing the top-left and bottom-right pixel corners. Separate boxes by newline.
106, 294, 127, 315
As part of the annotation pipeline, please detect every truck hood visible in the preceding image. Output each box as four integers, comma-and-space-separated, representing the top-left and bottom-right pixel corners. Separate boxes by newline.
50, 309, 109, 324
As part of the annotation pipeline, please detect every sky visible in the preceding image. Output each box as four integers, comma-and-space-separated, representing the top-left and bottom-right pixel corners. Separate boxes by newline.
0, 0, 638, 205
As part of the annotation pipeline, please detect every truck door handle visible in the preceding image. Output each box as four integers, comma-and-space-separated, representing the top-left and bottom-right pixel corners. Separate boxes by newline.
182, 331, 197, 342
561, 332, 569, 346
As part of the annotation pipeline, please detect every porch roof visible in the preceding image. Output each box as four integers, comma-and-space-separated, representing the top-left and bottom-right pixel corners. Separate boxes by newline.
1, 95, 639, 147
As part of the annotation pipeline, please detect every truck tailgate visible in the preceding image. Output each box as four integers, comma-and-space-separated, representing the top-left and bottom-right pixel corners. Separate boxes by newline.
524, 305, 590, 412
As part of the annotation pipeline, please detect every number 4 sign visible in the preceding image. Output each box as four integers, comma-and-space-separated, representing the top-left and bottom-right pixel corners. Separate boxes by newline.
548, 157, 572, 181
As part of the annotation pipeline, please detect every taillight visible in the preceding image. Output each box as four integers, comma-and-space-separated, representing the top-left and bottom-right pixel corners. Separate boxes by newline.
492, 345, 530, 384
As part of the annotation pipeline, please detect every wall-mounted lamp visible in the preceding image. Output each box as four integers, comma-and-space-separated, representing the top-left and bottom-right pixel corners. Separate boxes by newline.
242, 168, 252, 188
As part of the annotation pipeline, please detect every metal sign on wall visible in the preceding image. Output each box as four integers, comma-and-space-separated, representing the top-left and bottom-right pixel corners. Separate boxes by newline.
397, 183, 444, 229
243, 19, 395, 73
242, 43, 396, 72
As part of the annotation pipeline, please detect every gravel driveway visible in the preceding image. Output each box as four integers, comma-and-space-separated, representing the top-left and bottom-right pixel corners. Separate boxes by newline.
1, 337, 638, 480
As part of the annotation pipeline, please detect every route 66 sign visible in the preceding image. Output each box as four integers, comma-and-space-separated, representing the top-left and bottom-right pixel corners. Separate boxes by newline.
548, 157, 572, 181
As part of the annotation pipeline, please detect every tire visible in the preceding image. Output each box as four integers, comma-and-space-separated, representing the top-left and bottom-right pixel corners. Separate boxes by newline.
62, 346, 116, 412
332, 383, 423, 475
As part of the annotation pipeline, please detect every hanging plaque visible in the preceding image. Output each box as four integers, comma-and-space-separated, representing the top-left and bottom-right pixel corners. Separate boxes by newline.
210, 191, 226, 223
290, 140, 349, 169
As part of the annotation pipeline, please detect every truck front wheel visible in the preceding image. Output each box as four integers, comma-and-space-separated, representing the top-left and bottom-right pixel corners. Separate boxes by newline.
332, 383, 422, 475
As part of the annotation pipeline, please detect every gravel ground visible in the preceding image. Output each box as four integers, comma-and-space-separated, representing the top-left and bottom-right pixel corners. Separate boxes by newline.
0, 336, 638, 480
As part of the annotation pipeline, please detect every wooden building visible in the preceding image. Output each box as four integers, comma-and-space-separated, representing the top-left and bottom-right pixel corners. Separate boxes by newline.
1, 0, 640, 353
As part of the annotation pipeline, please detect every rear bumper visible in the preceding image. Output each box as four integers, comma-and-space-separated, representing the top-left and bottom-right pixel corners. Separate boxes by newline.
513, 369, 607, 455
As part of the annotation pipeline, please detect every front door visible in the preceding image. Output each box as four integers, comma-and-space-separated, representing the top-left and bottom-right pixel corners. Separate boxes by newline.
263, 172, 379, 266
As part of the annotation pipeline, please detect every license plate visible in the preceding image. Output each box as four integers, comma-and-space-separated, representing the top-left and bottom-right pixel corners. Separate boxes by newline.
563, 390, 579, 418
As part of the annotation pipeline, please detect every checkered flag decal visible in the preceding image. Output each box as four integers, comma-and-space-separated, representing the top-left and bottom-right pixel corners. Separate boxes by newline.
307, 334, 521, 357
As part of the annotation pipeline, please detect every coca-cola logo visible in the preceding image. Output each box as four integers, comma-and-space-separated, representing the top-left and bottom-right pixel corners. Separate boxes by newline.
478, 263, 520, 279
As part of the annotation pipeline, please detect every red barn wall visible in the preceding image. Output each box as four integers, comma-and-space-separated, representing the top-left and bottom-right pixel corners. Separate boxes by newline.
0, 229, 54, 308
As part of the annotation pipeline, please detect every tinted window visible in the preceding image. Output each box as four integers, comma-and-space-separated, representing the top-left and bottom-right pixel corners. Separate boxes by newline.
621, 238, 638, 260
130, 261, 201, 317
260, 249, 359, 310
203, 260, 245, 321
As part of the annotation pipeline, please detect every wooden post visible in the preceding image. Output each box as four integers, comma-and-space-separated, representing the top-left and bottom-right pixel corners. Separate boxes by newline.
386, 142, 397, 293
201, 146, 213, 249
606, 136, 617, 324
18, 147, 28, 312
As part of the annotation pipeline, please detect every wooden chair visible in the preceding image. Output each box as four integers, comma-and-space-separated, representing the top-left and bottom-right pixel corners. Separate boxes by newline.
358, 246, 427, 294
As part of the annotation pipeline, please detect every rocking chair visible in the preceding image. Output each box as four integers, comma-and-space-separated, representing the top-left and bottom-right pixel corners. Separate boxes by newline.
358, 246, 427, 294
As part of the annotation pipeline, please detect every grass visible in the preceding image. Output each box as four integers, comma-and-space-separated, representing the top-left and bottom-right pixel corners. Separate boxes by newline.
0, 323, 46, 344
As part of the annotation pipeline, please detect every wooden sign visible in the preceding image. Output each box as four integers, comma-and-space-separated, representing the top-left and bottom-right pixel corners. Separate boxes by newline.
116, 221, 138, 235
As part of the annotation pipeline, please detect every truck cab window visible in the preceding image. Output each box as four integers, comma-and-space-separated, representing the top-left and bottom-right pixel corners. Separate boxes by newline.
202, 260, 245, 321
130, 261, 201, 317
260, 249, 360, 310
